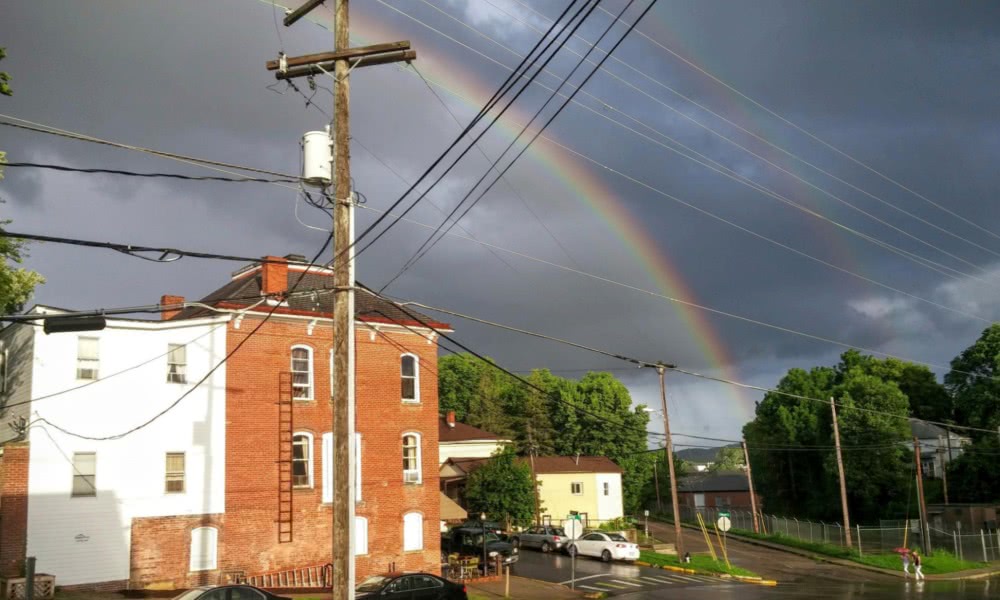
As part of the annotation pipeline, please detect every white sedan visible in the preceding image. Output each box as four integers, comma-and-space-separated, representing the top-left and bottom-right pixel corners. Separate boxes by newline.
566, 532, 640, 562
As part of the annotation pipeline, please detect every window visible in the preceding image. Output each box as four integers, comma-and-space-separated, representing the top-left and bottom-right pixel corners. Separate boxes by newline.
401, 354, 419, 403
571, 482, 583, 495
166, 452, 185, 493
292, 432, 313, 488
322, 433, 361, 503
167, 344, 187, 383
77, 337, 99, 380
190, 526, 218, 571
291, 346, 313, 400
355, 432, 362, 502
355, 516, 368, 555
72, 452, 96, 497
412, 576, 442, 590
1, 344, 8, 394
403, 512, 423, 551
229, 588, 265, 600
322, 433, 333, 503
603, 482, 610, 496
402, 433, 422, 484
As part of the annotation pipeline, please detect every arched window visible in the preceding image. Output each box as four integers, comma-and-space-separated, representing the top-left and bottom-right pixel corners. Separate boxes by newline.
402, 432, 422, 484
401, 354, 419, 403
403, 512, 423, 551
190, 527, 218, 571
292, 432, 314, 488
291, 346, 314, 400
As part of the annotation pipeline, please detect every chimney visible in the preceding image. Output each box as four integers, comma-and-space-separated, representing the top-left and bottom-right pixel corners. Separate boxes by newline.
446, 411, 456, 428
261, 256, 288, 297
160, 295, 185, 320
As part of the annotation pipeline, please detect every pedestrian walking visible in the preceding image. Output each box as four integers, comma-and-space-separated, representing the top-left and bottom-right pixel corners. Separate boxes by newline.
901, 550, 910, 578
912, 550, 924, 580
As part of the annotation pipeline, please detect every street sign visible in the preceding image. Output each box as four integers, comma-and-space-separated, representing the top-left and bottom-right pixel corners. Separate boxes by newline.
719, 510, 731, 518
644, 510, 650, 517
565, 516, 583, 540
717, 516, 732, 533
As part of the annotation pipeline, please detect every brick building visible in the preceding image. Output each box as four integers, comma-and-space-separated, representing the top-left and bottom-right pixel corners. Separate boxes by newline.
0, 255, 447, 589
677, 471, 759, 510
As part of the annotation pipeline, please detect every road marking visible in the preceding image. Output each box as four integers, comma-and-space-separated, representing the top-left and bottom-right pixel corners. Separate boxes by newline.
578, 586, 604, 592
593, 582, 627, 589
640, 577, 669, 584
652, 576, 686, 584
559, 574, 606, 585
610, 579, 642, 587
671, 575, 703, 583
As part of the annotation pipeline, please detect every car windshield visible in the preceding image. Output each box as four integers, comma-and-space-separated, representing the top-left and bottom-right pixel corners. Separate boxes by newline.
356, 576, 390, 592
473, 532, 500, 543
608, 533, 628, 542
550, 528, 566, 536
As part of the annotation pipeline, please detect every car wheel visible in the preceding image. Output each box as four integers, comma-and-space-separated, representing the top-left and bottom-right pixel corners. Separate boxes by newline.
601, 550, 612, 563
541, 541, 551, 553
568, 545, 577, 557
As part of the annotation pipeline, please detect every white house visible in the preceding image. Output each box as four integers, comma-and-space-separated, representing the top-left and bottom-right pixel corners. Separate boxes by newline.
0, 306, 229, 587
437, 411, 511, 465
910, 422, 970, 479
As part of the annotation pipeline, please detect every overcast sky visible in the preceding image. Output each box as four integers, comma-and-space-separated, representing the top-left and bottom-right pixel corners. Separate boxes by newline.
3, 0, 1000, 442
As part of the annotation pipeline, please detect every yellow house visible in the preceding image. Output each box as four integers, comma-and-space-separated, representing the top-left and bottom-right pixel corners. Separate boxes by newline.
533, 456, 624, 528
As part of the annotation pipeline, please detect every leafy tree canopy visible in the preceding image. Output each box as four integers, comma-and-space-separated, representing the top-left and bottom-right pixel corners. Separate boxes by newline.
464, 446, 537, 529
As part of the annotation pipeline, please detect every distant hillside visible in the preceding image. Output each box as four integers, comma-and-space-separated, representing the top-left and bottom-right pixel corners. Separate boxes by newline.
676, 443, 740, 463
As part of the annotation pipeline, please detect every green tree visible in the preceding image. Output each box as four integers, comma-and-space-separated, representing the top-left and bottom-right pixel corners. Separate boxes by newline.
744, 352, 914, 522
0, 48, 12, 96
464, 446, 537, 530
438, 354, 512, 436
708, 446, 744, 472
946, 438, 1000, 502
946, 324, 1000, 432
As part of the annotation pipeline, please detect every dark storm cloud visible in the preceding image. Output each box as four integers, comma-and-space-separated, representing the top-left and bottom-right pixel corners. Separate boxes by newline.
3, 0, 1000, 438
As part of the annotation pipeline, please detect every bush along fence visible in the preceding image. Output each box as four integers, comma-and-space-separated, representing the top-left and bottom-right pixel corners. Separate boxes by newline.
653, 505, 1000, 562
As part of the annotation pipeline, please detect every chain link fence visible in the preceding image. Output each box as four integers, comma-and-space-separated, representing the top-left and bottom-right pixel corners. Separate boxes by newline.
654, 505, 999, 561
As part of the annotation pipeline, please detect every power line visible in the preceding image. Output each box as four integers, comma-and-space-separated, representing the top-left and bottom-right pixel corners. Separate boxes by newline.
27, 233, 334, 441
1, 162, 301, 183
408, 0, 996, 287
382, 0, 659, 291
342, 0, 591, 268
585, 1, 1000, 246
499, 0, 1000, 267
356, 202, 996, 384
0, 115, 300, 179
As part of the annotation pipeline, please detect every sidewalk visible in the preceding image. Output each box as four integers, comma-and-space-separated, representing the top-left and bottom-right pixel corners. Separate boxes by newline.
467, 576, 586, 600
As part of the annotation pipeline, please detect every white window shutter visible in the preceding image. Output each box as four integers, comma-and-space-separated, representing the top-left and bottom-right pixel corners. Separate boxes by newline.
322, 433, 333, 504
355, 432, 362, 502
190, 527, 218, 571
403, 512, 423, 551
355, 516, 368, 555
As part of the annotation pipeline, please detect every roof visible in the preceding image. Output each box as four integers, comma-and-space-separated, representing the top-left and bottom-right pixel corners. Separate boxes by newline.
440, 492, 468, 521
677, 471, 749, 493
531, 456, 622, 474
439, 417, 505, 443
170, 259, 446, 328
441, 457, 490, 476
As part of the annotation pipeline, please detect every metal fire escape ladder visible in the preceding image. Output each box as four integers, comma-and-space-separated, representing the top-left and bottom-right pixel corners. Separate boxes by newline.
277, 371, 294, 543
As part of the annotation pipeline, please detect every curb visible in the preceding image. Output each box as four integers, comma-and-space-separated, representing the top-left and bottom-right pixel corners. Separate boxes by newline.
637, 559, 777, 586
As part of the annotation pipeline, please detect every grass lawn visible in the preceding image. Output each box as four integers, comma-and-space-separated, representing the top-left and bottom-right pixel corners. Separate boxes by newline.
732, 529, 986, 574
467, 592, 493, 600
638, 550, 758, 578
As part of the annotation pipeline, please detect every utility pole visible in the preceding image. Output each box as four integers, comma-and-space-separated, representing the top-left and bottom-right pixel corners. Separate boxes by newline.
656, 364, 684, 558
830, 397, 852, 548
938, 447, 949, 505
266, 6, 416, 600
528, 424, 541, 526
914, 437, 932, 553
652, 458, 662, 513
742, 439, 760, 534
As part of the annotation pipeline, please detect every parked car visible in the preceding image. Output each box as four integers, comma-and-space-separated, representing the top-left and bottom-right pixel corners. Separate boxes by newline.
457, 519, 504, 536
566, 532, 640, 562
171, 586, 289, 600
510, 526, 568, 553
442, 526, 519, 567
356, 573, 467, 600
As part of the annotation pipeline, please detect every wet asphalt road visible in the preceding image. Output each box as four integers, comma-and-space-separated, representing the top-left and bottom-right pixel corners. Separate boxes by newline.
512, 548, 1000, 599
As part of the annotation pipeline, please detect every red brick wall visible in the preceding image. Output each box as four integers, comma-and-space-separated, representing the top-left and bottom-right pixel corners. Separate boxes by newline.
0, 443, 29, 578
129, 514, 225, 589
679, 490, 756, 509
217, 316, 441, 581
